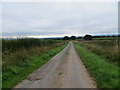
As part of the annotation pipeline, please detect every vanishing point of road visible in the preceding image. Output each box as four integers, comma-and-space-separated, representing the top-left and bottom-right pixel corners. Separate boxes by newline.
15, 41, 96, 88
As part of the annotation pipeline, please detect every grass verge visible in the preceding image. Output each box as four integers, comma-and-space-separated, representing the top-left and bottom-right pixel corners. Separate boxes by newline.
2, 43, 68, 88
74, 42, 119, 88
77, 40, 119, 65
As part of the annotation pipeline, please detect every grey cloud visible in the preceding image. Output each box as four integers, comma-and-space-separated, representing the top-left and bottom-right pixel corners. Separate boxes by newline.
2, 2, 118, 37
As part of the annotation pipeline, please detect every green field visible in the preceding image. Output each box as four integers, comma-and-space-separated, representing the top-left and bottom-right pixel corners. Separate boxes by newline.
2, 38, 67, 88
74, 42, 119, 88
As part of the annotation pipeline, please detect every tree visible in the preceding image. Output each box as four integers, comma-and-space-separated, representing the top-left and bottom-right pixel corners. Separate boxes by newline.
70, 36, 76, 40
84, 34, 93, 40
63, 36, 69, 40
77, 36, 82, 39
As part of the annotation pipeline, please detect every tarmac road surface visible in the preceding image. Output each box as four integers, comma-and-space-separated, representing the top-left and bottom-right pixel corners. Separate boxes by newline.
14, 41, 96, 88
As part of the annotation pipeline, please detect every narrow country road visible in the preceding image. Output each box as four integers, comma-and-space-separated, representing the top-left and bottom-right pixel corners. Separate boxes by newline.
14, 41, 96, 88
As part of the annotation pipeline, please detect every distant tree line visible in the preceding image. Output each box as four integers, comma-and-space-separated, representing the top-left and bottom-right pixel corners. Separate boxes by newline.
62, 34, 93, 40
92, 35, 119, 38
63, 36, 77, 40
62, 34, 120, 40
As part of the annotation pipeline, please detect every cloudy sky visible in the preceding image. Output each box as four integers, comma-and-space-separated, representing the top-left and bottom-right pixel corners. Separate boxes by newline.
2, 2, 118, 38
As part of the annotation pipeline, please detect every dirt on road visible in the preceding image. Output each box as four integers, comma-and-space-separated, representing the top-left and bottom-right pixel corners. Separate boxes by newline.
14, 41, 96, 88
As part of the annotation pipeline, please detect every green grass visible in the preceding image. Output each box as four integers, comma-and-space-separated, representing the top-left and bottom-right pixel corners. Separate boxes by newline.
74, 42, 119, 88
77, 40, 119, 65
2, 43, 68, 88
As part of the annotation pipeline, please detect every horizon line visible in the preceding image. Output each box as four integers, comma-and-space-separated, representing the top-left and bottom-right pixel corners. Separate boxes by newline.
1, 33, 119, 39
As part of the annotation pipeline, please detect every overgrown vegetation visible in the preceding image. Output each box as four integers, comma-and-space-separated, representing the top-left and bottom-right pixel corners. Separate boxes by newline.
2, 38, 59, 53
2, 38, 62, 66
76, 40, 119, 65
74, 43, 119, 88
2, 38, 67, 88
